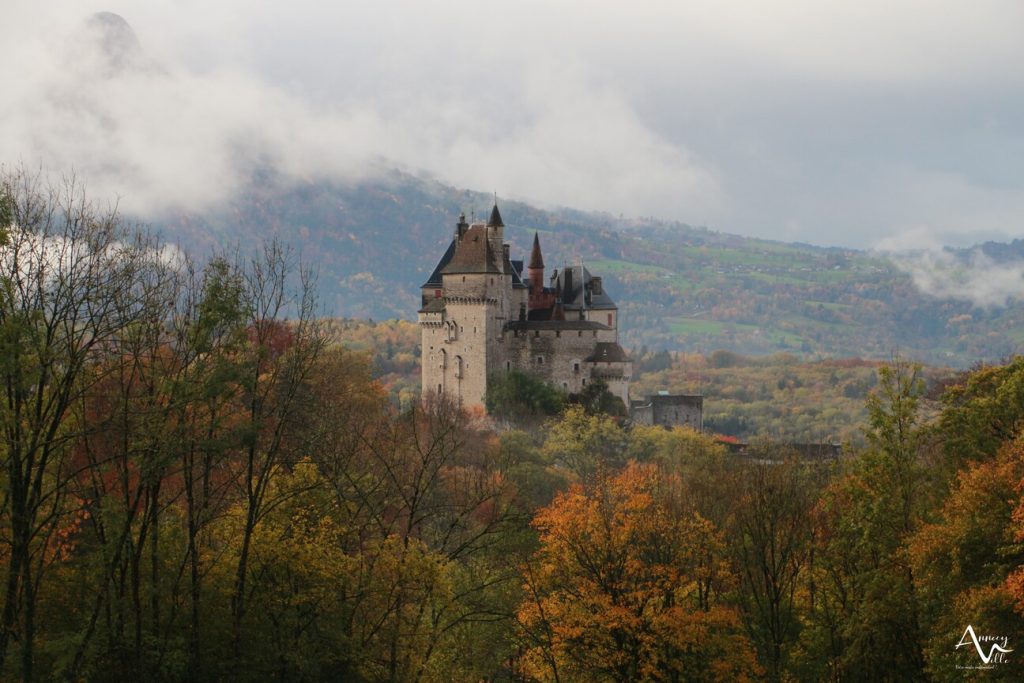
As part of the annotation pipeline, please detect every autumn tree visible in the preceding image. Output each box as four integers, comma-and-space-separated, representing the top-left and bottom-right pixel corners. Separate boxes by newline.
730, 450, 817, 682
486, 370, 566, 424
910, 435, 1024, 679
571, 377, 627, 417
0, 168, 173, 680
226, 241, 326, 671
518, 462, 760, 682
628, 426, 732, 528
806, 360, 929, 681
540, 405, 630, 480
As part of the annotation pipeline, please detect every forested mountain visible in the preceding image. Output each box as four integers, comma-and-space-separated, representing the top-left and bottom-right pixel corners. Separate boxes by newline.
4, 163, 1022, 683
145, 169, 1024, 367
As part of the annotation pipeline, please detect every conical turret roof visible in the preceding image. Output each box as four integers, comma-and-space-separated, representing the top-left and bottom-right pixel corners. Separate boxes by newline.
487, 203, 504, 228
529, 232, 544, 269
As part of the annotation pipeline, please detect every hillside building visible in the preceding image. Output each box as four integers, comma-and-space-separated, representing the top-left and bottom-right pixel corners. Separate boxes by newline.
418, 205, 632, 410
631, 392, 703, 430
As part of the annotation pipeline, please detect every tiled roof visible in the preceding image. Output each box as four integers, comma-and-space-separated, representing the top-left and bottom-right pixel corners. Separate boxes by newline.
418, 297, 447, 313
441, 225, 502, 274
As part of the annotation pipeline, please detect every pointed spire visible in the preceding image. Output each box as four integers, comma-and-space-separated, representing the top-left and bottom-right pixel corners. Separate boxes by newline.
529, 232, 544, 269
487, 202, 504, 228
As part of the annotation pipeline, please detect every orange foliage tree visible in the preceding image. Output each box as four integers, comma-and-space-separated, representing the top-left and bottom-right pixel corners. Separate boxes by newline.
517, 462, 760, 682
910, 435, 1024, 679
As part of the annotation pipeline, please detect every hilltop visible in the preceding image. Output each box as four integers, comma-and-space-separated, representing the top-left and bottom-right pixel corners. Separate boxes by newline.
144, 169, 1024, 367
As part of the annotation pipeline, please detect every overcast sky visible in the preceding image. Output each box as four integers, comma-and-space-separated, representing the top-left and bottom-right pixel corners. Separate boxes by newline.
4, 0, 1024, 249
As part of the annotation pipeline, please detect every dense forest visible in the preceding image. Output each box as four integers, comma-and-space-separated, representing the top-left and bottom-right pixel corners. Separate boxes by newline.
1, 170, 1023, 681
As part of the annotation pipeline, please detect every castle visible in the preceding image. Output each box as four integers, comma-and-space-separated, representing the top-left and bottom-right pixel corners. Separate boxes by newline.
418, 205, 632, 410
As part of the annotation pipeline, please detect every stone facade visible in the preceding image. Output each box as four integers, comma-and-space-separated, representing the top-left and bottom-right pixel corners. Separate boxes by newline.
631, 393, 704, 430
419, 206, 632, 410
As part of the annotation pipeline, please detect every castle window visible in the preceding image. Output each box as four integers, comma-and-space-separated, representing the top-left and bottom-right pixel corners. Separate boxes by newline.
534, 330, 540, 338
608, 314, 613, 326
593, 331, 597, 337
536, 356, 544, 365
438, 384, 442, 394
506, 361, 511, 371
563, 383, 568, 391
577, 331, 582, 337
462, 276, 466, 282
574, 363, 580, 374
435, 289, 442, 298
556, 330, 561, 338
582, 378, 587, 386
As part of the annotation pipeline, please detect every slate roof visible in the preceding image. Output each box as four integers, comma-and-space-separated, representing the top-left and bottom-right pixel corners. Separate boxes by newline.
585, 342, 631, 363
505, 320, 611, 332
510, 260, 528, 289
421, 239, 457, 288
487, 204, 504, 228
551, 265, 617, 310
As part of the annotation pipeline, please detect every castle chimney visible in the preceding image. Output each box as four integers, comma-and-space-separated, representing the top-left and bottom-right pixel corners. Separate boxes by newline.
552, 298, 565, 321
456, 211, 468, 240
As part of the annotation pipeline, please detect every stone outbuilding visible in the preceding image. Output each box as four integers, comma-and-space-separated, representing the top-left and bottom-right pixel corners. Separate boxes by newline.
631, 392, 704, 430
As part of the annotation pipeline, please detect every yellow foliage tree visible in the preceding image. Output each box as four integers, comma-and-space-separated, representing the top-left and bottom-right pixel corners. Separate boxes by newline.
517, 462, 760, 682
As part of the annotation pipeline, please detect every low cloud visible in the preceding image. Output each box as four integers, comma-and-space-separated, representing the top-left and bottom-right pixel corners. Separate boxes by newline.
1, 13, 389, 216
0, 9, 722, 223
881, 240, 1024, 308
5, 1, 1024, 248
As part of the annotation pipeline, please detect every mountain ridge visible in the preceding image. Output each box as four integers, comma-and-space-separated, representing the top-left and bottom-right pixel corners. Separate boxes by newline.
139, 168, 1024, 367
